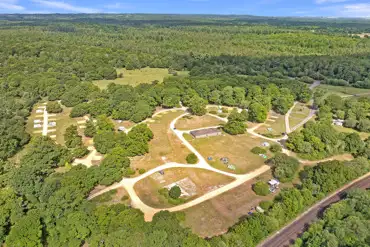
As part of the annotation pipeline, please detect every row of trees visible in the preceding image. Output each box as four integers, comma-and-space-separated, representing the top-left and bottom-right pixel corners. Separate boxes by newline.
210, 158, 370, 246
286, 121, 369, 160
314, 92, 370, 133
294, 189, 370, 247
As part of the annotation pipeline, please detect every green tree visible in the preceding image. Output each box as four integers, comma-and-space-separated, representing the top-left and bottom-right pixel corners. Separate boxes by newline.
46, 101, 62, 113
253, 181, 270, 196
188, 95, 207, 116
248, 102, 267, 123
84, 120, 96, 138
5, 210, 42, 247
64, 125, 83, 148
186, 153, 198, 164
169, 186, 181, 199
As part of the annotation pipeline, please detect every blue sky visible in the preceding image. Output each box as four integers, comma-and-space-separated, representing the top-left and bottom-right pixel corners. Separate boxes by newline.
0, 0, 370, 17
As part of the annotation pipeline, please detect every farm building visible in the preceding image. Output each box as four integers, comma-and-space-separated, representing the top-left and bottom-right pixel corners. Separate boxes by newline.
190, 128, 222, 139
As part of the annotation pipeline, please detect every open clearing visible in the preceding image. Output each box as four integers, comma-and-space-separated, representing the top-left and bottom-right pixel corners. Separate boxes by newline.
316, 84, 370, 97
175, 115, 224, 130
130, 111, 190, 172
93, 67, 188, 89
183, 170, 294, 237
26, 103, 77, 145
90, 186, 130, 206
333, 125, 370, 140
189, 133, 273, 174
256, 112, 286, 137
134, 168, 234, 208
289, 102, 312, 129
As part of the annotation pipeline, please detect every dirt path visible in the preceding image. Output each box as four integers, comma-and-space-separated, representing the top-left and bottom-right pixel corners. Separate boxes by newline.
42, 106, 49, 136
88, 86, 349, 221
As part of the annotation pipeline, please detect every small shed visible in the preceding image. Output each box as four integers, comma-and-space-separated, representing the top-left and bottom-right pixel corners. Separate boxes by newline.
190, 128, 222, 139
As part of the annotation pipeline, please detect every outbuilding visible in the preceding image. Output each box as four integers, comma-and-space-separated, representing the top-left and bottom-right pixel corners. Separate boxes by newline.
190, 128, 222, 139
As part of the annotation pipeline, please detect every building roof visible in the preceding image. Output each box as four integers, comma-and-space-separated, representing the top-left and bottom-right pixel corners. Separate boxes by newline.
190, 128, 221, 137
268, 179, 280, 186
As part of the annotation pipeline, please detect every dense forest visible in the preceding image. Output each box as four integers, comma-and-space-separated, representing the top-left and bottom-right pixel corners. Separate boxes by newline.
294, 189, 370, 247
0, 14, 370, 247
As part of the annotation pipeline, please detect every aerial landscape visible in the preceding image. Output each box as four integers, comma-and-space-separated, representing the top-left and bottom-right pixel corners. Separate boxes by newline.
0, 0, 370, 246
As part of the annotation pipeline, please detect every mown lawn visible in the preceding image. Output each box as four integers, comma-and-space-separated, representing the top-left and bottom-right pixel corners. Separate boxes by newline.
93, 67, 188, 89
130, 110, 190, 172
190, 133, 272, 174
175, 115, 224, 130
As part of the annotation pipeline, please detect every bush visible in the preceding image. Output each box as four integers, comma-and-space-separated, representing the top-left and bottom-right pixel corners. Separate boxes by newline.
186, 153, 198, 164
253, 181, 270, 196
259, 200, 274, 211
46, 101, 62, 113
270, 144, 282, 153
218, 113, 227, 118
223, 121, 246, 135
251, 147, 266, 154
221, 107, 228, 113
209, 110, 217, 114
139, 168, 146, 174
169, 186, 181, 199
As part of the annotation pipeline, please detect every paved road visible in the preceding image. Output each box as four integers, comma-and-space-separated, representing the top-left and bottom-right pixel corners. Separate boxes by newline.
258, 173, 370, 247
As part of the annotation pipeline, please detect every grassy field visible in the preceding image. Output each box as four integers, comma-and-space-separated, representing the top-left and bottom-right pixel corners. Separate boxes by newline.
130, 110, 190, 172
316, 84, 370, 97
134, 168, 234, 208
189, 133, 272, 174
256, 112, 286, 137
289, 102, 312, 129
333, 125, 370, 140
93, 67, 188, 89
182, 170, 294, 237
175, 115, 224, 130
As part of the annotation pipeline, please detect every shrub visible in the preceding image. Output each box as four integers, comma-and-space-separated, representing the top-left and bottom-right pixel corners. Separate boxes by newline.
222, 107, 228, 113
139, 168, 146, 174
251, 147, 266, 154
270, 144, 282, 153
186, 153, 198, 164
169, 186, 181, 199
253, 181, 270, 196
259, 200, 274, 210
46, 101, 62, 113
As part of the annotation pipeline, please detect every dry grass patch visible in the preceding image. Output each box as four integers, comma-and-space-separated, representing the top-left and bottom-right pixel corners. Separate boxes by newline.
289, 102, 311, 129
190, 133, 273, 174
333, 125, 370, 140
134, 168, 234, 208
175, 115, 224, 130
93, 67, 188, 89
183, 170, 294, 238
130, 111, 190, 172
256, 112, 286, 137
90, 186, 130, 206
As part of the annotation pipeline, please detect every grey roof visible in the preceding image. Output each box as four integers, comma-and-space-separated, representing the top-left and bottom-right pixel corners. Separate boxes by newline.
190, 128, 221, 137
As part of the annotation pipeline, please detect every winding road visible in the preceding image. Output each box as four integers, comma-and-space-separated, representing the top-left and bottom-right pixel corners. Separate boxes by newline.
88, 81, 330, 222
